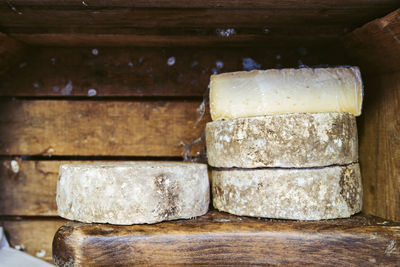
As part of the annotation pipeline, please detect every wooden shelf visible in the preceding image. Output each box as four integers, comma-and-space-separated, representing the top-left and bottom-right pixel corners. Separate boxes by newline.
53, 210, 400, 266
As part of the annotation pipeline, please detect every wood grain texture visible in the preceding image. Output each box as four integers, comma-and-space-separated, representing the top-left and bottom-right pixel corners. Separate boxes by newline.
359, 72, 400, 222
0, 33, 26, 75
8, 32, 345, 48
1, 160, 68, 216
344, 8, 400, 74
344, 9, 400, 221
0, 9, 379, 31
1, 218, 66, 263
3, 0, 399, 9
1, 2, 398, 47
0, 100, 209, 156
52, 210, 400, 266
0, 46, 349, 97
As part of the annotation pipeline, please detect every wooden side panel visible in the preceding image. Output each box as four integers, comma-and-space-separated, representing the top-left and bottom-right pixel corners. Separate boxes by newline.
344, 8, 400, 74
359, 72, 400, 222
0, 100, 209, 156
52, 211, 400, 266
345, 9, 400, 221
1, 219, 66, 263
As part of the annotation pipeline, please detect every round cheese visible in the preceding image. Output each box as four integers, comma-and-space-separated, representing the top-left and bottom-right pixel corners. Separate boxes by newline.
206, 112, 358, 168
212, 163, 362, 220
209, 67, 363, 120
57, 162, 209, 225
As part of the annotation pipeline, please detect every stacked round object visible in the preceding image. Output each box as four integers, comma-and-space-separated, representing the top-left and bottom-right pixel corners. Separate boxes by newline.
206, 67, 364, 220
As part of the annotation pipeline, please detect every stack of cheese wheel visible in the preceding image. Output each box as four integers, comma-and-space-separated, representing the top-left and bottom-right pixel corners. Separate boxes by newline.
206, 67, 363, 220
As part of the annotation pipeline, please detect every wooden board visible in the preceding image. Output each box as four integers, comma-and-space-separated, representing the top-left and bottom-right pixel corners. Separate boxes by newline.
8, 32, 345, 48
344, 8, 400, 74
3, 0, 399, 9
344, 9, 400, 222
53, 210, 400, 266
0, 46, 349, 97
1, 2, 398, 47
1, 218, 66, 263
0, 6, 394, 30
0, 33, 26, 75
359, 72, 400, 222
0, 100, 209, 156
0, 160, 64, 216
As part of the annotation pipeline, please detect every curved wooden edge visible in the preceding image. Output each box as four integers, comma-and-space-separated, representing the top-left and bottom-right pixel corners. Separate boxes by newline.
52, 210, 400, 266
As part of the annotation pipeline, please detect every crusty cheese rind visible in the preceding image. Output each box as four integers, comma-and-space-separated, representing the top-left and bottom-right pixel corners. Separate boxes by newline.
212, 163, 362, 220
57, 162, 209, 225
210, 67, 363, 120
206, 112, 358, 168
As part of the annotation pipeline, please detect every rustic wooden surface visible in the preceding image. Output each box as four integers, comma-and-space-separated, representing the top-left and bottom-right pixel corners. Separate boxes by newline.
359, 73, 400, 222
0, 46, 349, 97
1, 1, 398, 47
344, 8, 400, 74
1, 218, 66, 263
52, 210, 400, 266
2, 0, 398, 9
0, 160, 72, 216
0, 33, 26, 75
0, 100, 209, 156
345, 9, 400, 222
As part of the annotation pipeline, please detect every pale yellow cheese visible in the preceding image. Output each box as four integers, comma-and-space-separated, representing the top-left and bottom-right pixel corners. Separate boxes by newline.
209, 67, 363, 120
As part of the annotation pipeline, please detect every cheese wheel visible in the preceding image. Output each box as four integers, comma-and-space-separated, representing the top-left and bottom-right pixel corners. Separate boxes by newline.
209, 67, 363, 120
57, 162, 209, 225
206, 112, 358, 168
212, 163, 362, 220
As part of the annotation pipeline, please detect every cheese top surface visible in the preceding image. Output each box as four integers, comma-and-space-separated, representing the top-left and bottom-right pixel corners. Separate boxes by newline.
209, 67, 363, 120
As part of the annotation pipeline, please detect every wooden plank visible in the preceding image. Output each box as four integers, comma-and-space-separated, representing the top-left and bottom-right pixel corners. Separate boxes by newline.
0, 160, 60, 216
1, 218, 66, 263
359, 72, 400, 222
8, 32, 342, 48
0, 8, 377, 30
52, 210, 400, 266
0, 33, 26, 75
0, 100, 210, 156
344, 8, 400, 74
0, 46, 349, 97
3, 0, 399, 9
344, 9, 400, 221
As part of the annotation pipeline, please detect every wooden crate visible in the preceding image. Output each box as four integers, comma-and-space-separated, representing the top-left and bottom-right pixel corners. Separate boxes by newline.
0, 1, 399, 264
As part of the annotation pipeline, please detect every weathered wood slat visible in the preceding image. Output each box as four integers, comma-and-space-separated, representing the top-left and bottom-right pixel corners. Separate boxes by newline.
344, 8, 400, 74
53, 210, 400, 266
0, 160, 64, 216
2, 0, 399, 9
344, 9, 400, 222
0, 100, 209, 156
2, 5, 396, 47
8, 32, 344, 48
0, 33, 26, 75
1, 218, 66, 263
0, 46, 349, 97
0, 9, 376, 30
359, 72, 400, 222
